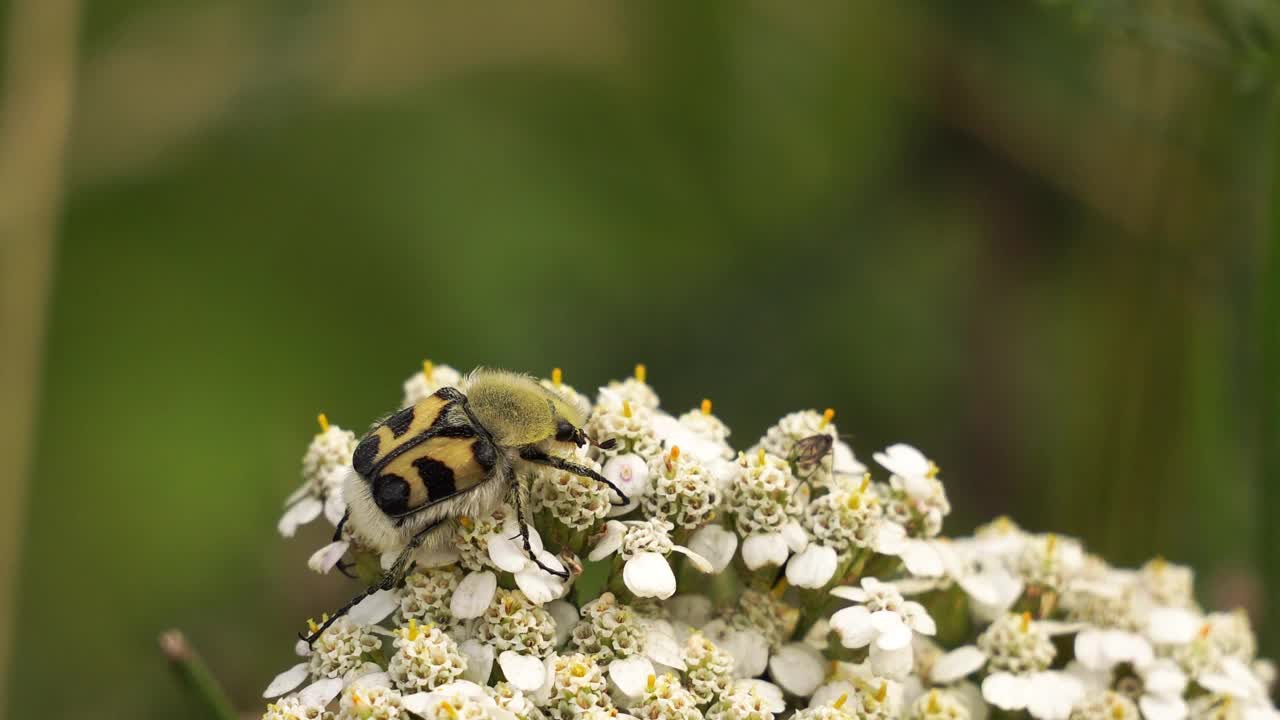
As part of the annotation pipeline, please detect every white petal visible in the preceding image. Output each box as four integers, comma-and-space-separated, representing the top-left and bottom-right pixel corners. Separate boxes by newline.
451, 571, 497, 620
525, 524, 545, 556
902, 601, 937, 636
515, 553, 566, 604
870, 642, 914, 680
722, 629, 770, 678
739, 679, 787, 712
278, 497, 323, 537
899, 539, 945, 578
603, 454, 652, 500
609, 656, 656, 698
669, 545, 713, 574
875, 522, 907, 555
307, 540, 350, 574
1143, 660, 1188, 697
833, 440, 867, 475
769, 643, 826, 697
623, 552, 676, 599
643, 623, 685, 670
787, 545, 838, 589
932, 645, 987, 683
297, 677, 344, 707
982, 672, 1030, 711
829, 605, 875, 648
870, 610, 912, 651
459, 640, 495, 684
498, 651, 546, 692
741, 533, 789, 570
546, 600, 579, 648
1026, 672, 1083, 720
1199, 658, 1263, 699
323, 493, 347, 527
1074, 629, 1109, 670
811, 680, 857, 709
413, 544, 462, 568
874, 444, 930, 479
781, 521, 810, 552
588, 521, 626, 561
294, 639, 312, 657
345, 666, 384, 681
1141, 694, 1189, 720
687, 525, 738, 573
961, 569, 1023, 613
488, 533, 530, 573
263, 662, 309, 698
829, 585, 868, 603
348, 588, 398, 626
1147, 607, 1200, 645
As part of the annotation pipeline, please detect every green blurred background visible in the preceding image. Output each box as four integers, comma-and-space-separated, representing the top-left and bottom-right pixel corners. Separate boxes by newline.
3, 0, 1280, 716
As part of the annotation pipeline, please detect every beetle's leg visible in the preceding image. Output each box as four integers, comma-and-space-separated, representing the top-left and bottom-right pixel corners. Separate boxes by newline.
518, 447, 629, 507
298, 518, 441, 646
508, 475, 570, 579
332, 509, 350, 542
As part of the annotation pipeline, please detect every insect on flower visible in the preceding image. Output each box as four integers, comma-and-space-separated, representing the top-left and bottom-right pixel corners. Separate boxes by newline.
299, 368, 624, 644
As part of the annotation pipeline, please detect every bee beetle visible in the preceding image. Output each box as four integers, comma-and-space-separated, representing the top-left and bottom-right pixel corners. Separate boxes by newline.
300, 368, 623, 644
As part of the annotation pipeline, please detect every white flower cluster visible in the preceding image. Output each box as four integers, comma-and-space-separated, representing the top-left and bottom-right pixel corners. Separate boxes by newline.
265, 364, 1279, 720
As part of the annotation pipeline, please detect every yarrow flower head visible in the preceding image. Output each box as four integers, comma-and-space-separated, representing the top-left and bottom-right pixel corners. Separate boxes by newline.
262, 362, 1278, 720
403, 359, 463, 407
280, 414, 357, 536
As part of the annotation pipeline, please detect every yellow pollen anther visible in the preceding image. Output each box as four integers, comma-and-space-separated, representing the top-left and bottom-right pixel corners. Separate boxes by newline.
406, 618, 420, 640
634, 363, 647, 383
622, 400, 633, 418
833, 693, 849, 710
927, 690, 941, 714
757, 447, 766, 464
1111, 702, 1125, 720
859, 473, 871, 493
1046, 534, 1059, 554
423, 359, 434, 379
438, 700, 458, 719
306, 617, 319, 633
551, 367, 563, 387
820, 408, 835, 428
875, 681, 888, 703
1151, 556, 1167, 573
316, 413, 330, 433
926, 460, 940, 478
458, 516, 473, 530
646, 674, 656, 691
666, 446, 680, 472
351, 691, 364, 706
1020, 612, 1032, 633
701, 398, 712, 415
1199, 622, 1212, 639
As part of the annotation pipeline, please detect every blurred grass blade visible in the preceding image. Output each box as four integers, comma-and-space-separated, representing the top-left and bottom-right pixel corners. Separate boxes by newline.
159, 631, 238, 720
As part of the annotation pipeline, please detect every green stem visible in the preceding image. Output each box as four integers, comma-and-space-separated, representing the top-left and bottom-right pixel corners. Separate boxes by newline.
159, 630, 238, 720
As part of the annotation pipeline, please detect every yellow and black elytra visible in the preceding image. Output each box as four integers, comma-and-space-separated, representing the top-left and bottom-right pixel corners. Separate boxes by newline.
351, 387, 497, 518
300, 369, 622, 645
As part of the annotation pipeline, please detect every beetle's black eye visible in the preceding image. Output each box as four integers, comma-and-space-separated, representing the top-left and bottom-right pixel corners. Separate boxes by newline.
555, 419, 577, 444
